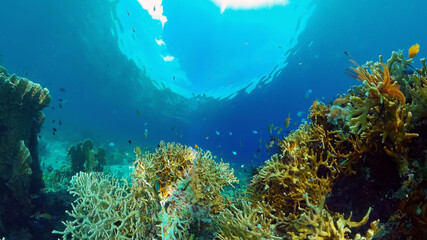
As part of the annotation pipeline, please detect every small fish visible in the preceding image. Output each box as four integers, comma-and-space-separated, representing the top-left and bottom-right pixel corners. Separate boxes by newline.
25, 72, 29, 76
173, 76, 175, 80
52, 132, 56, 136
194, 144, 198, 149
144, 122, 148, 126
216, 130, 220, 136
171, 126, 175, 130
278, 45, 282, 49
268, 139, 275, 148
59, 88, 66, 92
109, 142, 115, 147
59, 120, 62, 126
296, 111, 304, 117
333, 98, 348, 106
267, 124, 274, 133
312, 100, 319, 108
304, 89, 312, 99
289, 142, 296, 152
132, 27, 136, 33
308, 41, 314, 47
277, 128, 283, 134
344, 51, 350, 56
409, 43, 420, 58
59, 99, 63, 102
284, 113, 291, 128
144, 132, 148, 138
229, 131, 232, 136
205, 136, 209, 140
53, 128, 57, 132
38, 213, 54, 221
59, 103, 62, 109
127, 10, 130, 15
232, 151, 237, 155
128, 140, 132, 144
256, 148, 260, 153
51, 106, 54, 110
243, 43, 248, 45
252, 130, 258, 134
52, 120, 55, 123
136, 109, 141, 115
38, 135, 41, 139
241, 164, 245, 168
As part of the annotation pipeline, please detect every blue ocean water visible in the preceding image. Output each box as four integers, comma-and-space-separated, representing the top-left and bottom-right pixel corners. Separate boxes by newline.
0, 0, 426, 168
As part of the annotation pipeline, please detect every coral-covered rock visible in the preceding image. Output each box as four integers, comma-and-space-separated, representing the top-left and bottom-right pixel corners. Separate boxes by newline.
0, 65, 50, 237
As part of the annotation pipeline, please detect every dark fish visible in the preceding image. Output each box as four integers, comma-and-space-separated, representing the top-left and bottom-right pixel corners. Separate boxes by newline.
132, 27, 136, 33
59, 103, 62, 109
403, 64, 416, 75
127, 10, 130, 15
53, 128, 57, 132
52, 132, 56, 136
59, 120, 62, 126
173, 76, 175, 80
25, 72, 29, 76
59, 99, 63, 102
344, 51, 350, 56
51, 107, 54, 110
59, 88, 66, 92
38, 135, 41, 139
154, 6, 156, 11
52, 120, 55, 123
128, 140, 132, 144
203, 93, 206, 96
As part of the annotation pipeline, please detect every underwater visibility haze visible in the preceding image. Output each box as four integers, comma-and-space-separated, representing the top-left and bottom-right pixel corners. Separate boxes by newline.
1, 0, 427, 239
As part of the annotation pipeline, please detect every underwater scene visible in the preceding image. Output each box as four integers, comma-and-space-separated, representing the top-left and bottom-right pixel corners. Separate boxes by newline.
1, 0, 427, 239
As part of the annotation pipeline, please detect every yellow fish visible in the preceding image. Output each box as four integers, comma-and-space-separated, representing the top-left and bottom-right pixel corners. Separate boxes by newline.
284, 113, 291, 128
194, 144, 198, 149
409, 43, 420, 58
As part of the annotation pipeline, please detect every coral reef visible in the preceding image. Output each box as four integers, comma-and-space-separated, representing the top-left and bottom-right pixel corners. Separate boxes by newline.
0, 65, 50, 238
55, 141, 237, 239
67, 139, 106, 173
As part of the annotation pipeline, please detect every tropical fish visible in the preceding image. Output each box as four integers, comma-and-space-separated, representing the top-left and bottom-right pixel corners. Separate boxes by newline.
241, 164, 245, 168
128, 140, 132, 144
205, 136, 209, 140
216, 130, 220, 135
253, 130, 258, 134
289, 142, 296, 152
109, 142, 115, 147
144, 122, 148, 126
284, 113, 291, 128
296, 111, 304, 117
277, 128, 283, 134
267, 124, 274, 133
144, 132, 148, 138
268, 139, 275, 148
232, 151, 237, 155
304, 89, 312, 99
409, 43, 420, 58
333, 98, 348, 106
229, 131, 232, 136
194, 144, 198, 149
344, 51, 350, 56
312, 100, 319, 108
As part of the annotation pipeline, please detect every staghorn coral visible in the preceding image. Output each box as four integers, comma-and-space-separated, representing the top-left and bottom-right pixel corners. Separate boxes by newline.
53, 172, 154, 239
55, 141, 237, 240
215, 200, 285, 240
288, 194, 379, 240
